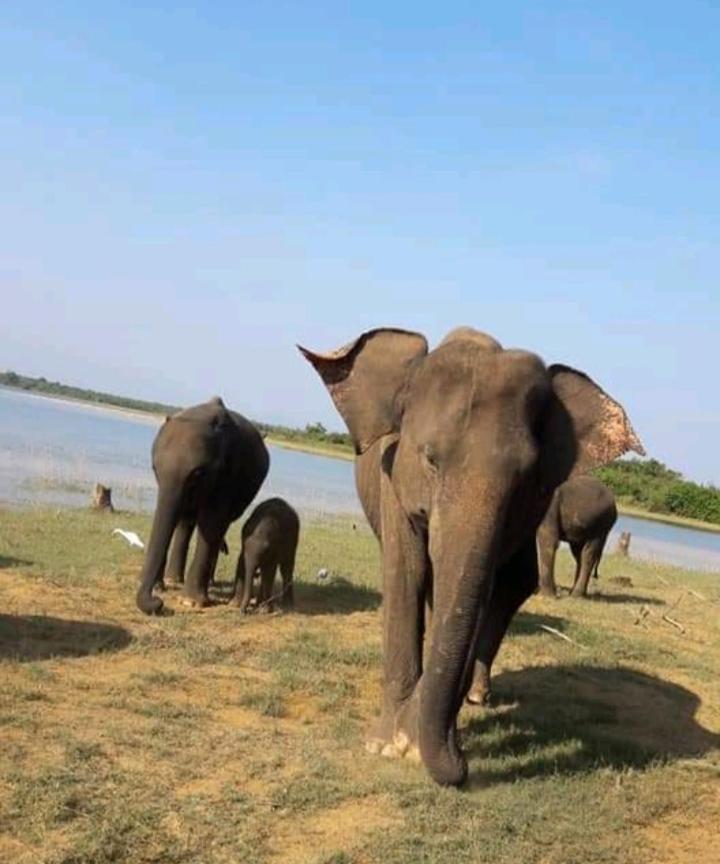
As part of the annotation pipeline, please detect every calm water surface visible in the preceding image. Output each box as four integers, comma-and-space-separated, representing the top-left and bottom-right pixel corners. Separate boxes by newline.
1, 386, 719, 572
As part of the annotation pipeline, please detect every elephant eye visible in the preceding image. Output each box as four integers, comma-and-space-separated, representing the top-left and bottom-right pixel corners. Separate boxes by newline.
421, 444, 439, 472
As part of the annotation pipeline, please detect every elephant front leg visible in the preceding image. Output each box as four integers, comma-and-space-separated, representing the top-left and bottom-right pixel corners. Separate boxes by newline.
365, 501, 428, 762
467, 542, 538, 706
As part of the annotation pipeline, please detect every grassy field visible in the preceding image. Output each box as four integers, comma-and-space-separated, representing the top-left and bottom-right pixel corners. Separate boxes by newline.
0, 507, 719, 864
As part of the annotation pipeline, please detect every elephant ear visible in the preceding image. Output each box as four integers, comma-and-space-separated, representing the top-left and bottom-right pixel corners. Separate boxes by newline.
542, 364, 645, 486
298, 328, 429, 454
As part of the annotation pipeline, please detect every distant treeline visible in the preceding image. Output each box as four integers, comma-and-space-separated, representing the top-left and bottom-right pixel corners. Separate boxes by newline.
253, 420, 352, 452
595, 458, 720, 526
0, 370, 180, 416
0, 370, 354, 455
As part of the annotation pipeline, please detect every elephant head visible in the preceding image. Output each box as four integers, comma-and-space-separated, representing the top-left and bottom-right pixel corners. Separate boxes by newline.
300, 327, 643, 785
136, 397, 236, 615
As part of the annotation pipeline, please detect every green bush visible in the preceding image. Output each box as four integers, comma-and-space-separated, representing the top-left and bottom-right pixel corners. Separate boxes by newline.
595, 458, 720, 525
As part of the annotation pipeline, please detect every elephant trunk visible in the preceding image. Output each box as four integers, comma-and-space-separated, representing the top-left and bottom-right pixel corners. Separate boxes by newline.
136, 485, 182, 615
419, 512, 500, 786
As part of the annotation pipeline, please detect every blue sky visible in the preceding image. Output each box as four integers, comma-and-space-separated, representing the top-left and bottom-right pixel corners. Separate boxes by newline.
1, 2, 718, 483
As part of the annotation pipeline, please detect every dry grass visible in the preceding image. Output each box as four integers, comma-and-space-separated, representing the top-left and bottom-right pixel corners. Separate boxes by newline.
0, 506, 718, 864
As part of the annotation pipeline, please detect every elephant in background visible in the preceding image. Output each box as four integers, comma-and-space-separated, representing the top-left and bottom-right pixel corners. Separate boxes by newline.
301, 326, 643, 787
136, 398, 269, 615
232, 497, 300, 613
537, 476, 618, 598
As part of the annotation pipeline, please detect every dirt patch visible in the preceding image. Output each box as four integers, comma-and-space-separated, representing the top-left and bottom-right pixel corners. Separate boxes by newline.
0, 836, 34, 864
641, 784, 720, 864
268, 795, 402, 864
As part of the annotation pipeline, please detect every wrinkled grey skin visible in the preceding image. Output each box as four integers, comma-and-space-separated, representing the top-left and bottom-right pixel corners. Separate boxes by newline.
231, 497, 300, 613
300, 327, 643, 787
136, 398, 269, 615
537, 476, 618, 598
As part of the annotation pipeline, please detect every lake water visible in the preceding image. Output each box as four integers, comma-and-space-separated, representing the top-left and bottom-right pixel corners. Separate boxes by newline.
1, 386, 719, 572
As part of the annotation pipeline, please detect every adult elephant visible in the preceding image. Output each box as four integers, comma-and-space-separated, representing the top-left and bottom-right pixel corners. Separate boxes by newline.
136, 398, 269, 615
537, 476, 618, 598
300, 327, 643, 787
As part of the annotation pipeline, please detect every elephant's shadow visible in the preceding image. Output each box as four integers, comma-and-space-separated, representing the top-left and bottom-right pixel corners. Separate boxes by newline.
585, 591, 665, 606
0, 554, 33, 569
0, 614, 132, 662
292, 577, 382, 615
464, 663, 720, 787
209, 576, 382, 615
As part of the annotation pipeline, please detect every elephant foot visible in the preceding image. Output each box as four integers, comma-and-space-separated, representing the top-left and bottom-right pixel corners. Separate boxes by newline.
466, 685, 492, 707
233, 601, 251, 613
365, 699, 420, 763
466, 661, 492, 707
366, 731, 421, 763
180, 592, 210, 609
537, 586, 557, 598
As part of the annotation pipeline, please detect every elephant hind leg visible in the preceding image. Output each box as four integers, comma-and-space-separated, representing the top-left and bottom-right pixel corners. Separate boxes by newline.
184, 517, 226, 607
537, 533, 559, 597
592, 532, 610, 580
569, 542, 583, 592
279, 549, 296, 611
571, 539, 604, 597
257, 561, 278, 613
165, 517, 195, 585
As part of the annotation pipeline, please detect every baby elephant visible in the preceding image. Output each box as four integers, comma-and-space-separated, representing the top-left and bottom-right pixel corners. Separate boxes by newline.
231, 498, 300, 613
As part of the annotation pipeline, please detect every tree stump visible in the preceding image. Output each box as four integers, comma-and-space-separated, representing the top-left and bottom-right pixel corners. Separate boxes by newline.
616, 531, 631, 557
92, 483, 114, 513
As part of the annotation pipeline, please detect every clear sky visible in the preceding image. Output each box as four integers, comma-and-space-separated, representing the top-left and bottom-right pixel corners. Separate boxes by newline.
1, 3, 718, 484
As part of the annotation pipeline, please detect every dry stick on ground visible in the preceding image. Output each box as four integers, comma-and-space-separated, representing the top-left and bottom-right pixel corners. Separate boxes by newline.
537, 624, 589, 650
662, 614, 686, 634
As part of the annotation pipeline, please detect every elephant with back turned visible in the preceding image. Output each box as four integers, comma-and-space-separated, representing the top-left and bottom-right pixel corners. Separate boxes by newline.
136, 397, 269, 615
537, 476, 618, 598
301, 326, 643, 787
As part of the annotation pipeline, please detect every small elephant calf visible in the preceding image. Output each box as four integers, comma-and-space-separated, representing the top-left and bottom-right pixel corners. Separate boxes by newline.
231, 498, 300, 613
